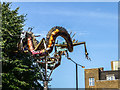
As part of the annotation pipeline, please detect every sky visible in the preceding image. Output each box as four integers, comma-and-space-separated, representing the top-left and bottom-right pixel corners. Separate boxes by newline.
11, 2, 118, 88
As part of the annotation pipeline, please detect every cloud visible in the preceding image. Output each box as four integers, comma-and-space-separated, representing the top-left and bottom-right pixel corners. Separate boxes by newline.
36, 9, 117, 20
87, 11, 117, 19
77, 32, 89, 36
67, 29, 89, 37
89, 43, 117, 48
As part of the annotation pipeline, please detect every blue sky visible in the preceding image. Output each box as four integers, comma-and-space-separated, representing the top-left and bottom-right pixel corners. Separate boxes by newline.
11, 2, 118, 88
2, 0, 120, 2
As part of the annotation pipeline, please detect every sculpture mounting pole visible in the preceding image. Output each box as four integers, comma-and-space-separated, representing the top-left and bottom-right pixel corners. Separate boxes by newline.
76, 64, 78, 90
44, 55, 48, 90
44, 40, 48, 90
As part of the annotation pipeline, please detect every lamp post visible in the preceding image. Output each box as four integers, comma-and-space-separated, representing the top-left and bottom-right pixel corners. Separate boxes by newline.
67, 58, 85, 90
76, 64, 78, 90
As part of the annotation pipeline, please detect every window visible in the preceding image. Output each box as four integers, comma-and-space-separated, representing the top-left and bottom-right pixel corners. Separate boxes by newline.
89, 78, 95, 86
106, 74, 115, 80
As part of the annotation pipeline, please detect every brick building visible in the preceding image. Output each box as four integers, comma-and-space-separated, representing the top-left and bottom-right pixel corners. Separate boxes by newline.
84, 61, 120, 89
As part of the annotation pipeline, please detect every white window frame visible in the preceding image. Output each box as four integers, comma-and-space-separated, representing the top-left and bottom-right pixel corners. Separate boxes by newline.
89, 77, 95, 86
106, 74, 115, 80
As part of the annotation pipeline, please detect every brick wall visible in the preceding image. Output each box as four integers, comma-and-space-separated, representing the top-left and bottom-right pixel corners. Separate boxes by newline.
96, 80, 119, 88
84, 68, 101, 88
84, 68, 120, 89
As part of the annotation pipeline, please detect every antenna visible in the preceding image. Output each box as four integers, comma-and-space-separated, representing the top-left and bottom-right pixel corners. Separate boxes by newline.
72, 32, 76, 38
70, 31, 72, 35
28, 27, 34, 32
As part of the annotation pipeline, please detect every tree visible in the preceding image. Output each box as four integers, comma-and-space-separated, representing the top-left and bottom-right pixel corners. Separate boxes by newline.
1, 2, 43, 90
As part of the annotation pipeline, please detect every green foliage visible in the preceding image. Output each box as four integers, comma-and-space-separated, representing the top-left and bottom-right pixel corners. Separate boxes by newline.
1, 2, 43, 90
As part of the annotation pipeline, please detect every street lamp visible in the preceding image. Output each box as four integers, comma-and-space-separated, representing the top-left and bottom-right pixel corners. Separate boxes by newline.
67, 58, 85, 90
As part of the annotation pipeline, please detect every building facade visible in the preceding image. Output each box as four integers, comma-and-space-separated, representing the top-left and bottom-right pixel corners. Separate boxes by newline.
84, 61, 120, 89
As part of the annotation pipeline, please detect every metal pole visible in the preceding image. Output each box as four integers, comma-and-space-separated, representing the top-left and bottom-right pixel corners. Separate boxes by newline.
76, 64, 78, 90
43, 40, 48, 90
44, 55, 48, 90
67, 58, 84, 90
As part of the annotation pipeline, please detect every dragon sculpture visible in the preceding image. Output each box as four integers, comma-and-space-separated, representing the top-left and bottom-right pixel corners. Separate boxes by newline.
18, 26, 90, 70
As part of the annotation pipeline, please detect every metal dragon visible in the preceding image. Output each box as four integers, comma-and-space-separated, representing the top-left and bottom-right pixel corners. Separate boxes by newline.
18, 26, 90, 70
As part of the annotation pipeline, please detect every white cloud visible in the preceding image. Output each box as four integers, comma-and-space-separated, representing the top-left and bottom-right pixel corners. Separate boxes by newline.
87, 11, 118, 19
89, 43, 118, 48
38, 10, 117, 20
77, 32, 89, 36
